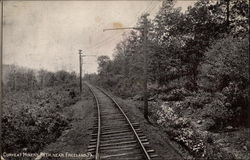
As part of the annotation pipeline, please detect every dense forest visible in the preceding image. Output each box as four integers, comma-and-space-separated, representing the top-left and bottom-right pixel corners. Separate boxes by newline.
2, 65, 80, 153
86, 0, 249, 158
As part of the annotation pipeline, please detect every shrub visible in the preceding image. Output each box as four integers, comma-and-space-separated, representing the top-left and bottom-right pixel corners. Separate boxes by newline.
201, 99, 233, 130
1, 84, 78, 153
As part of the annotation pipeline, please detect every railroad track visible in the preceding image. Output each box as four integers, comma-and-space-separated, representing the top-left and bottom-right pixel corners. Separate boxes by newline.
86, 83, 158, 160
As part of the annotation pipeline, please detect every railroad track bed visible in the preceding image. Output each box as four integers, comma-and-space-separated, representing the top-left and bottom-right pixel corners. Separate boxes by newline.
86, 83, 159, 160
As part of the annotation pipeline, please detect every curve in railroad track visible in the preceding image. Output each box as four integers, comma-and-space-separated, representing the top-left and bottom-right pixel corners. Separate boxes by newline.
85, 82, 159, 160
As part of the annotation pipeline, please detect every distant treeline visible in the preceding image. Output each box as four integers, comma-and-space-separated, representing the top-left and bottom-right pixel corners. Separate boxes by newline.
3, 64, 78, 92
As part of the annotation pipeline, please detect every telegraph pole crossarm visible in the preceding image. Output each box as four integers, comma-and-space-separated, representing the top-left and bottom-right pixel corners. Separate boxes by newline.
81, 54, 97, 57
103, 27, 142, 32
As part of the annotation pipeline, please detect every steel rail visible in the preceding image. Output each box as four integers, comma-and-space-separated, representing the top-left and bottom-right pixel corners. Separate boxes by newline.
85, 83, 101, 160
95, 86, 152, 160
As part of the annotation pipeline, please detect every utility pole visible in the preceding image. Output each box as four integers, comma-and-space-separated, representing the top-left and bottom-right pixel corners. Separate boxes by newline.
142, 18, 149, 121
226, 0, 230, 31
103, 15, 150, 121
13, 68, 16, 91
79, 49, 83, 93
78, 50, 96, 92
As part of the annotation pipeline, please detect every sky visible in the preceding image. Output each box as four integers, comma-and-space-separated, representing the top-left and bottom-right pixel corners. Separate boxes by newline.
3, 0, 195, 74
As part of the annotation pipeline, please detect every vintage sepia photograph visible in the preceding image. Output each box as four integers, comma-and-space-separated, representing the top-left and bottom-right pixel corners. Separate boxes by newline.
1, 0, 249, 159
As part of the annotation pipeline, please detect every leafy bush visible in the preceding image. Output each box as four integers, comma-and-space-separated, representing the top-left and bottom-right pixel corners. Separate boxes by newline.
185, 91, 213, 109
201, 99, 233, 130
156, 102, 207, 157
200, 35, 249, 100
158, 88, 192, 101
1, 84, 79, 153
222, 82, 249, 126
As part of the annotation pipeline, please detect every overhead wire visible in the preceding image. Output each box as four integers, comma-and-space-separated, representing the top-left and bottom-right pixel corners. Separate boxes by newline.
83, 1, 162, 73
86, 1, 162, 53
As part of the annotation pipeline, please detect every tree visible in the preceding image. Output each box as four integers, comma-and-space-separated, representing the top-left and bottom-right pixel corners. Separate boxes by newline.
150, 1, 184, 86
97, 55, 111, 75
94, 0, 249, 100
38, 69, 47, 88
6, 66, 38, 91
201, 35, 249, 125
26, 69, 37, 89
201, 36, 249, 90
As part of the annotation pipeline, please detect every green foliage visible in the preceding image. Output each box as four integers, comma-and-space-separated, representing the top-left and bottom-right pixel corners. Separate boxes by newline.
2, 81, 79, 153
97, 55, 111, 74
156, 102, 206, 157
94, 0, 248, 94
6, 66, 38, 91
201, 98, 234, 128
201, 36, 249, 89
92, 0, 249, 132
4, 65, 78, 91
155, 98, 237, 159
200, 35, 249, 125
